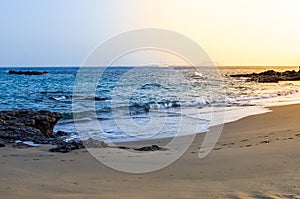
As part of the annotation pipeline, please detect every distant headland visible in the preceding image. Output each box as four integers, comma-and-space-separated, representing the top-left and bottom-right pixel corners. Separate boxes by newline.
230, 69, 300, 83
8, 70, 48, 75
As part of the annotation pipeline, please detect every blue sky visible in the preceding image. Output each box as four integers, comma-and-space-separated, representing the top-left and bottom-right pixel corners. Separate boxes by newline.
1, 0, 300, 66
0, 0, 125, 65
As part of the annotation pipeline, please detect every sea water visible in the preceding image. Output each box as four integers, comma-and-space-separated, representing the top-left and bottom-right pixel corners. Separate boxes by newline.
0, 66, 299, 142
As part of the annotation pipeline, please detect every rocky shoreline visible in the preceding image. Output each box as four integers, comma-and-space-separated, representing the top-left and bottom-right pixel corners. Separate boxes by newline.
230, 69, 300, 83
0, 110, 166, 153
0, 110, 86, 152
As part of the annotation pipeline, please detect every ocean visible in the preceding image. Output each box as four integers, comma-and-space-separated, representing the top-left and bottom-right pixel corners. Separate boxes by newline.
1, 66, 300, 142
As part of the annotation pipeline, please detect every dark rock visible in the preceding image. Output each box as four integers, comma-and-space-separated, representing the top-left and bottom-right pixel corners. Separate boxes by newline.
0, 139, 5, 147
0, 110, 62, 139
230, 69, 300, 83
83, 138, 108, 148
0, 126, 43, 140
8, 70, 48, 75
55, 131, 69, 137
134, 145, 166, 151
0, 109, 88, 151
82, 97, 106, 101
117, 146, 131, 150
31, 136, 58, 145
0, 110, 63, 148
49, 141, 85, 153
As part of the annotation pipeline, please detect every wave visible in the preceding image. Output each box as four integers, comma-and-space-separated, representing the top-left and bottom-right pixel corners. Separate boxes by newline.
58, 88, 300, 120
61, 108, 112, 120
130, 89, 300, 112
140, 83, 163, 90
49, 95, 108, 102
49, 96, 70, 101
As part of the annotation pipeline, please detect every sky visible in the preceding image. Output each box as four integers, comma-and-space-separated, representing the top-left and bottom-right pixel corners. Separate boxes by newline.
0, 0, 300, 66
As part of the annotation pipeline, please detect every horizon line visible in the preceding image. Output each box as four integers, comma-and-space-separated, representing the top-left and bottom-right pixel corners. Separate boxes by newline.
0, 65, 299, 68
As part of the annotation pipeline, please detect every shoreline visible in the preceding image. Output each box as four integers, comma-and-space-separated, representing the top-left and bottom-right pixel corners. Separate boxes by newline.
111, 101, 296, 145
113, 103, 297, 148
1, 104, 300, 198
59, 87, 300, 144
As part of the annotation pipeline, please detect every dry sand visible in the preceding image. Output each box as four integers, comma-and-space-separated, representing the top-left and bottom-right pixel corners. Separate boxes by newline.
0, 105, 300, 199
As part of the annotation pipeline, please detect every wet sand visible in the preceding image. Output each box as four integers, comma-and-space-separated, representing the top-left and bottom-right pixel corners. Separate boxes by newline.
0, 105, 300, 198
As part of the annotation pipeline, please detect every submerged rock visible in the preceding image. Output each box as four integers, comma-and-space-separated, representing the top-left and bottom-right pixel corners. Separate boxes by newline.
8, 70, 48, 75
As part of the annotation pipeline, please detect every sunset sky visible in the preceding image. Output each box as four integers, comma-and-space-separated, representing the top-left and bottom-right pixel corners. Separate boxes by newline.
0, 0, 299, 66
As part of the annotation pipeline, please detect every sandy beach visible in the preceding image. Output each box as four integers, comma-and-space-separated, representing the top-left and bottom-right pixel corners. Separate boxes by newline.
2, 0, 300, 198
0, 104, 299, 199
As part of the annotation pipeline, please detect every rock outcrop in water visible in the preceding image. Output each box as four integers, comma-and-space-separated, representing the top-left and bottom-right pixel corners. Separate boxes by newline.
8, 70, 48, 75
230, 69, 300, 83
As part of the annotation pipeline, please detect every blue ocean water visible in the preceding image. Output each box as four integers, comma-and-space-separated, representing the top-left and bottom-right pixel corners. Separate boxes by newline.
1, 66, 300, 142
